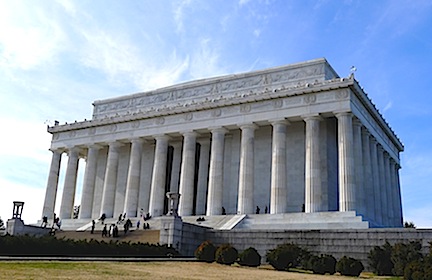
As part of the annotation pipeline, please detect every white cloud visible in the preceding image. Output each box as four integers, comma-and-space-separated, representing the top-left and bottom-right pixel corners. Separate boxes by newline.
0, 1, 66, 70
173, 0, 193, 34
383, 101, 392, 112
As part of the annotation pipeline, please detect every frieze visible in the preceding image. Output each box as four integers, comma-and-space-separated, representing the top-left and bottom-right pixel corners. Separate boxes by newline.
303, 94, 316, 104
211, 109, 222, 117
240, 104, 251, 113
92, 62, 330, 119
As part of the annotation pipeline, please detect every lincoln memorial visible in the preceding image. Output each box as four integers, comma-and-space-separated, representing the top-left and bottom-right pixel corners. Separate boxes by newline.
42, 58, 403, 229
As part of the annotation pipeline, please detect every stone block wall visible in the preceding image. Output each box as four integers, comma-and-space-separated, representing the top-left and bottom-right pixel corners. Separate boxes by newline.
204, 228, 432, 270
180, 222, 208, 256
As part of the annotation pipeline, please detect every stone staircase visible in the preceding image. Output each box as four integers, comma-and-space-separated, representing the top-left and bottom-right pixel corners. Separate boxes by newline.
182, 215, 246, 230
235, 211, 369, 230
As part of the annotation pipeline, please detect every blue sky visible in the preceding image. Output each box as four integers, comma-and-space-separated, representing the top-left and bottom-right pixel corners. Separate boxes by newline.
0, 0, 431, 227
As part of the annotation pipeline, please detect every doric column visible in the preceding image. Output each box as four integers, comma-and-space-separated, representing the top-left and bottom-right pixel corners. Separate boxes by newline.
79, 145, 101, 219
270, 119, 288, 214
178, 131, 197, 216
336, 112, 356, 212
149, 135, 169, 217
370, 138, 382, 225
377, 146, 388, 225
384, 153, 394, 227
124, 138, 144, 217
169, 142, 182, 193
100, 142, 122, 218
394, 163, 403, 227
59, 147, 80, 219
196, 138, 210, 215
42, 149, 63, 219
237, 123, 257, 214
352, 119, 364, 215
206, 127, 227, 215
304, 115, 322, 213
361, 129, 375, 221
137, 142, 155, 214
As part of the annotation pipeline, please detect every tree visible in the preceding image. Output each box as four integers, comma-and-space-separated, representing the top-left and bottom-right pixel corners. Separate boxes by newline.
0, 217, 4, 229
404, 221, 416, 228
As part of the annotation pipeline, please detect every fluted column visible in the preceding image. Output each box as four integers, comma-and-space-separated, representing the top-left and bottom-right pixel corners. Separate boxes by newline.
149, 135, 169, 217
124, 138, 144, 217
304, 115, 322, 213
196, 139, 210, 215
169, 143, 182, 193
377, 146, 388, 225
137, 142, 155, 214
394, 163, 403, 227
237, 123, 257, 214
270, 119, 288, 214
384, 153, 394, 227
370, 139, 382, 225
60, 147, 80, 219
361, 129, 375, 221
336, 112, 356, 212
179, 131, 197, 216
206, 127, 227, 215
100, 142, 122, 218
79, 145, 101, 219
42, 149, 63, 219
353, 119, 364, 215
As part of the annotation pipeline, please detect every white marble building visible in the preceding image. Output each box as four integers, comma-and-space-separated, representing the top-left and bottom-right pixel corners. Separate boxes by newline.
42, 58, 403, 228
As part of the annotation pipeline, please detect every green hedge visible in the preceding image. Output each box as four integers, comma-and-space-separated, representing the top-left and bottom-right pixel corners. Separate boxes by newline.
0, 234, 178, 257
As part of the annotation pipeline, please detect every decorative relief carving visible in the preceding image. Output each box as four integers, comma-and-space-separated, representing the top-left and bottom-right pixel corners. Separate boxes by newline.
53, 134, 59, 140
69, 131, 76, 137
240, 104, 251, 113
303, 94, 316, 104
335, 89, 349, 99
211, 109, 222, 117
93, 63, 327, 118
109, 124, 117, 132
273, 100, 283, 108
88, 127, 96, 135
184, 113, 193, 121
155, 117, 165, 125
131, 121, 140, 128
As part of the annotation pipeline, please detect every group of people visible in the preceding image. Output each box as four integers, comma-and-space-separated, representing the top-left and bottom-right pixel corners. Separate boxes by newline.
102, 224, 119, 237
41, 214, 62, 230
255, 206, 268, 214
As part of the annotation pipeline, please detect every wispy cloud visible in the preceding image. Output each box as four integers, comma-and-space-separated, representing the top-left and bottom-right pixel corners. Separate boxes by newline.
0, 1, 66, 70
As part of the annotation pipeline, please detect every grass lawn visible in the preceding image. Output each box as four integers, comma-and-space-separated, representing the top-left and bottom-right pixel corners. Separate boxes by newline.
0, 261, 401, 280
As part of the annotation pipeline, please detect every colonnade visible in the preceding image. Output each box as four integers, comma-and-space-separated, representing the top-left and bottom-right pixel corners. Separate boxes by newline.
42, 111, 402, 227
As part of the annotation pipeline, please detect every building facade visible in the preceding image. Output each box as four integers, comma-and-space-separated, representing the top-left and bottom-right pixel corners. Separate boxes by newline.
42, 58, 404, 228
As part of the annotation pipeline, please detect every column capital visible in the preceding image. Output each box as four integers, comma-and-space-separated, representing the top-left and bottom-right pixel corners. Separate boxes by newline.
66, 146, 82, 157
107, 141, 124, 148
87, 143, 103, 150
269, 118, 290, 126
153, 134, 171, 142
301, 114, 322, 122
239, 123, 258, 130
209, 127, 228, 134
181, 131, 199, 138
49, 148, 64, 154
129, 138, 145, 145
352, 118, 363, 127
361, 126, 371, 136
334, 111, 353, 118
370, 137, 378, 145
197, 137, 211, 145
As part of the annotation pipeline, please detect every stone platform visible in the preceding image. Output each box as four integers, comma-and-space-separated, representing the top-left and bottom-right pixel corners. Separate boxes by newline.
45, 211, 368, 232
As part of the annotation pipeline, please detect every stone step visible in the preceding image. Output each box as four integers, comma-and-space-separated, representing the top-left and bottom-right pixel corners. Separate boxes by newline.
219, 215, 246, 230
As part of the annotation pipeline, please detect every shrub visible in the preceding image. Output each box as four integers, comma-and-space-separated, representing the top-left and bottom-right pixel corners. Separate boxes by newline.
309, 254, 336, 275
266, 243, 303, 271
392, 241, 422, 276
238, 247, 261, 267
404, 255, 432, 280
195, 240, 216, 263
336, 256, 364, 277
215, 244, 238, 265
368, 241, 394, 276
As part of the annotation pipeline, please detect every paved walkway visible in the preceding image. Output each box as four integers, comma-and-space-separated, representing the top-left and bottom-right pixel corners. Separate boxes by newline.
0, 256, 196, 262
